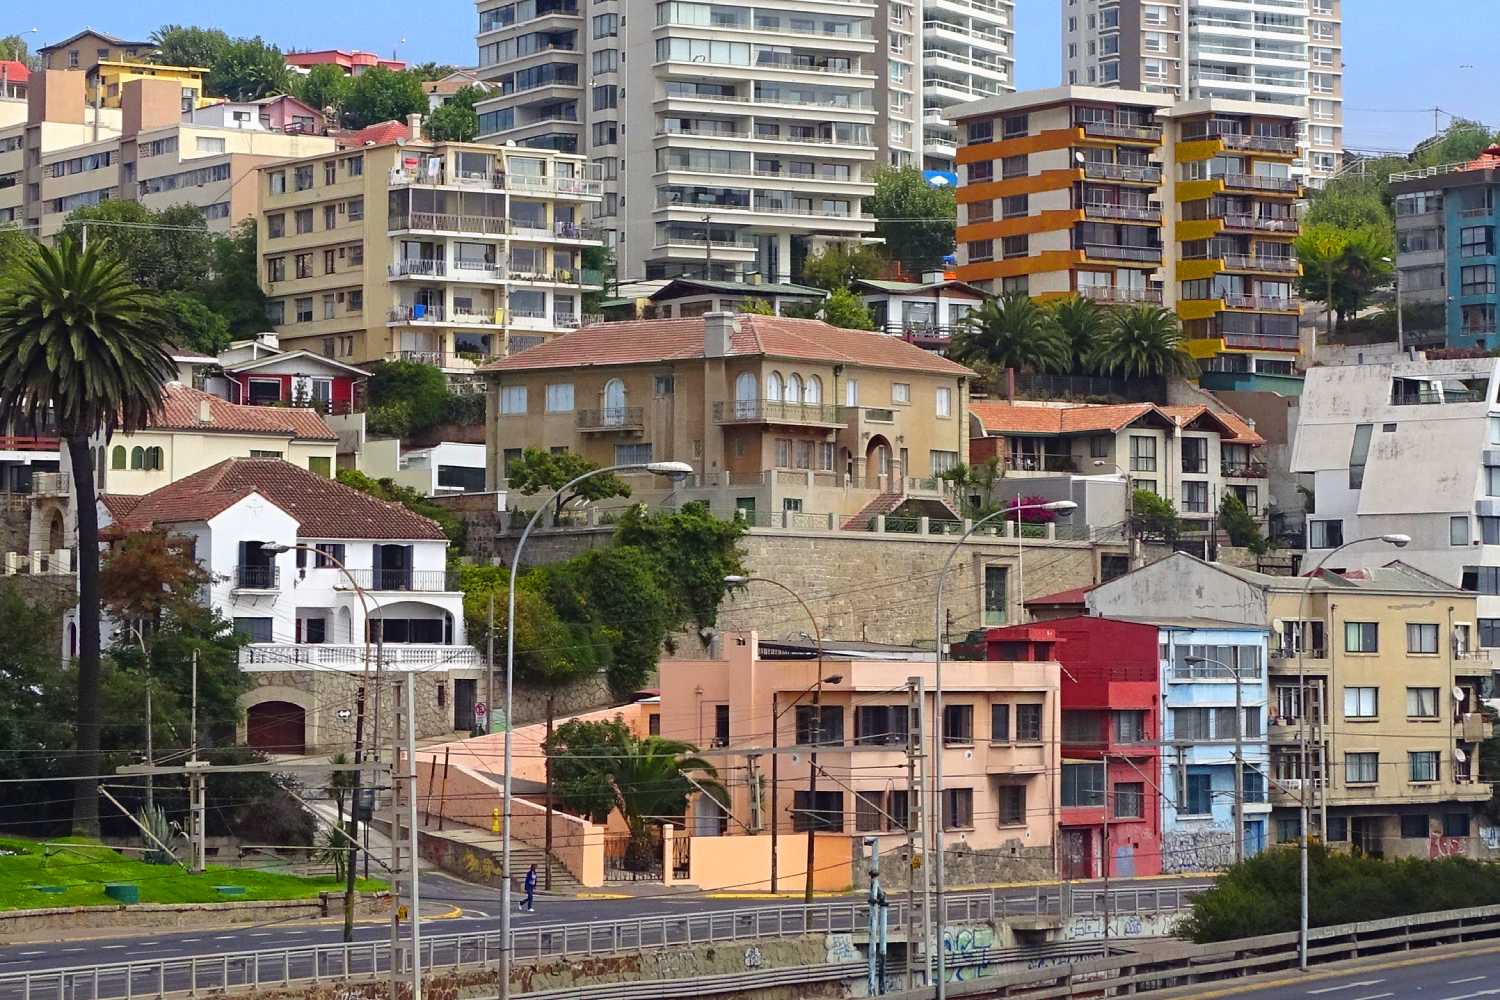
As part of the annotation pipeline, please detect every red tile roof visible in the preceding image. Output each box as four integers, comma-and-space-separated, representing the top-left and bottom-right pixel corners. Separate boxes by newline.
106, 458, 447, 540
336, 120, 410, 147
1207, 409, 1265, 446
1025, 585, 1093, 607
481, 315, 974, 377
0, 61, 28, 84
149, 383, 337, 441
970, 400, 1158, 435
1159, 404, 1259, 444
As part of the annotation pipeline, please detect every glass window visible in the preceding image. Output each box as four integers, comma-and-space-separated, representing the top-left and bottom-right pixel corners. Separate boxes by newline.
1343, 686, 1378, 718
943, 787, 973, 829
1452, 516, 1472, 546
1401, 814, 1429, 838
1460, 226, 1492, 258
1129, 435, 1156, 472
996, 784, 1026, 826
942, 704, 973, 745
1481, 619, 1500, 648
1445, 813, 1471, 837
1061, 762, 1104, 807
1185, 772, 1213, 815
1309, 519, 1343, 548
499, 386, 528, 414
983, 565, 1008, 625
1409, 751, 1439, 782
1114, 782, 1144, 819
1406, 687, 1439, 718
891, 382, 911, 404
1114, 710, 1146, 743
990, 703, 1009, 742
545, 383, 574, 412
1345, 752, 1378, 784
794, 705, 843, 746
1406, 623, 1438, 654
1016, 703, 1042, 742
855, 705, 908, 746
936, 387, 952, 418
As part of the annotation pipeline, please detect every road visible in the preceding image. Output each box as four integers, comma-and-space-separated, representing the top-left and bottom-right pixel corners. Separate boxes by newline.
1173, 943, 1500, 1000
0, 871, 1210, 996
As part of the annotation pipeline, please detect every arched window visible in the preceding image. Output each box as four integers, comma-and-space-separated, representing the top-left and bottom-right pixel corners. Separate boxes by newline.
767, 371, 784, 402
804, 375, 822, 405
602, 378, 626, 425
110, 446, 126, 470
147, 447, 164, 471
734, 371, 757, 402
786, 373, 803, 407
130, 446, 144, 470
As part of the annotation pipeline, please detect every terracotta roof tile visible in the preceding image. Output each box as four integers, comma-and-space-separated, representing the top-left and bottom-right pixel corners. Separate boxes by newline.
149, 384, 337, 441
1025, 585, 1093, 607
481, 315, 974, 377
1159, 404, 1257, 443
1208, 409, 1265, 446
107, 458, 447, 540
336, 120, 410, 147
970, 400, 1157, 435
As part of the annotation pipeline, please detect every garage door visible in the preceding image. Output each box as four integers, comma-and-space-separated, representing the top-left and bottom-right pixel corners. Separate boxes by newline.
247, 701, 306, 754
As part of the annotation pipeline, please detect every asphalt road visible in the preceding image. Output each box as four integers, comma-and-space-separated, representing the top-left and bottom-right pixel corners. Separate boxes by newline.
0, 871, 1211, 996
1174, 943, 1500, 1000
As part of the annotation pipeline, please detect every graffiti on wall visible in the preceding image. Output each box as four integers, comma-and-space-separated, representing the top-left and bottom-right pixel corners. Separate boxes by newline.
1429, 834, 1467, 859
1481, 826, 1500, 851
943, 924, 996, 982
1162, 830, 1232, 873
825, 932, 857, 964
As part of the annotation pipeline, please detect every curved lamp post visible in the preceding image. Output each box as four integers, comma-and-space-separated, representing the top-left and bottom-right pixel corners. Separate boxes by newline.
1291, 532, 1408, 969
932, 497, 1075, 995
499, 460, 692, 1000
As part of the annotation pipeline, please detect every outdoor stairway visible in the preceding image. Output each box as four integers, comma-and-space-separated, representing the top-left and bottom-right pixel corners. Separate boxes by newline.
509, 843, 584, 894
841, 492, 907, 530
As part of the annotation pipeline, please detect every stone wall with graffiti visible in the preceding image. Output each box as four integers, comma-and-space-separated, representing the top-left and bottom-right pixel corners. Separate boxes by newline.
1161, 830, 1231, 874
852, 838, 1054, 892
1061, 910, 1183, 941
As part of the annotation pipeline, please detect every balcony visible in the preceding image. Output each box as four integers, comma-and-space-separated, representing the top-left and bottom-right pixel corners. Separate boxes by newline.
1224, 293, 1297, 311
388, 304, 446, 324
1007, 453, 1078, 474
239, 643, 484, 670
338, 568, 458, 592
1079, 120, 1162, 143
1457, 712, 1494, 742
1082, 162, 1162, 184
0, 435, 59, 453
1077, 286, 1163, 305
234, 565, 280, 591
1185, 127, 1298, 155
1270, 644, 1326, 662
1222, 460, 1268, 479
1222, 254, 1299, 274
713, 400, 844, 426
1220, 331, 1300, 352
1221, 173, 1301, 195
576, 407, 645, 432
29, 472, 69, 496
389, 259, 448, 279
1391, 387, 1486, 406
1082, 202, 1163, 223
1080, 243, 1163, 264
1221, 213, 1299, 234
1170, 660, 1262, 681
389, 213, 509, 236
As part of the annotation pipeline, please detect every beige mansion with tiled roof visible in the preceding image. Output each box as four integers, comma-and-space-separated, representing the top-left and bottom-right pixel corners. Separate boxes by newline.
482, 313, 975, 524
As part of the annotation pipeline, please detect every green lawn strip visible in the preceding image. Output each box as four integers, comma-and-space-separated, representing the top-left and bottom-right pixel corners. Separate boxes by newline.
0, 837, 384, 910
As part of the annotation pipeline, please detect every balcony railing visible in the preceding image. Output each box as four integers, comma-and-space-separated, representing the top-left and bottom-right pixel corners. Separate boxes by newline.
239, 643, 484, 670
337, 568, 458, 592
1007, 453, 1078, 473
713, 400, 844, 425
0, 435, 59, 452
1184, 127, 1298, 155
1082, 202, 1163, 223
1221, 173, 1301, 194
29, 472, 69, 496
1077, 286, 1163, 305
390, 213, 511, 236
1391, 387, 1486, 405
1082, 162, 1162, 184
1170, 660, 1262, 681
1224, 293, 1297, 311
234, 565, 280, 590
576, 407, 645, 431
1222, 461, 1268, 478
1079, 120, 1163, 142
1271, 644, 1326, 660
389, 259, 448, 279
1221, 213, 1299, 233
1220, 331, 1301, 351
388, 304, 446, 323
1080, 243, 1163, 263
1222, 254, 1299, 274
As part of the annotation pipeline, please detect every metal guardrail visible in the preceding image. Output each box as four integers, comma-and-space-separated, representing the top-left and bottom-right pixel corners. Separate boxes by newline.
0, 885, 1206, 1000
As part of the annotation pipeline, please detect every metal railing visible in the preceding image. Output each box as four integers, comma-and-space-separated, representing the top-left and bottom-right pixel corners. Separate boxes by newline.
576, 407, 644, 430
713, 400, 842, 424
233, 565, 280, 590
1079, 119, 1162, 142
1082, 161, 1161, 183
1222, 461, 1268, 478
1222, 212, 1300, 233
239, 643, 483, 669
1080, 243, 1163, 263
1222, 253, 1299, 273
0, 885, 1206, 1000
1081, 202, 1162, 222
336, 568, 458, 592
1077, 285, 1163, 305
1221, 172, 1301, 193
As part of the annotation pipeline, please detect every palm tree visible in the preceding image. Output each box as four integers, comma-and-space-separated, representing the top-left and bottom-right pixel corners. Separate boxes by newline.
1088, 304, 1200, 380
1048, 295, 1107, 371
0, 238, 174, 834
606, 736, 725, 866
951, 292, 1071, 375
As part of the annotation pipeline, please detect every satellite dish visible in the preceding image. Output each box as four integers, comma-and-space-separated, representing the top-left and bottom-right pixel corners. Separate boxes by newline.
1455, 746, 1468, 763
964, 750, 974, 760
1454, 686, 1467, 702
928, 175, 951, 187
789, 752, 801, 764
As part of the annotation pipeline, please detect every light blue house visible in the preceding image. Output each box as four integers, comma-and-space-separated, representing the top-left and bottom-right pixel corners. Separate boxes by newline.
1156, 622, 1271, 872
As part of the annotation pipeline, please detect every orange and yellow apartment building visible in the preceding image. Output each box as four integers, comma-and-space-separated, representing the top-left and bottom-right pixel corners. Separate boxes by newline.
950, 86, 1304, 381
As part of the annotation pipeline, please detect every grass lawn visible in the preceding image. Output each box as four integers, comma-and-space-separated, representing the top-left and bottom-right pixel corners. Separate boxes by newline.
0, 837, 385, 911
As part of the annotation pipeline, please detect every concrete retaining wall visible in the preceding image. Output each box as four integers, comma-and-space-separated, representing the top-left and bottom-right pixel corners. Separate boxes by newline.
0, 892, 387, 940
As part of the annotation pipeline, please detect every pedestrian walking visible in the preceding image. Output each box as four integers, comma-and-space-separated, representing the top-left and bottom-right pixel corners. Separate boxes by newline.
522, 863, 537, 913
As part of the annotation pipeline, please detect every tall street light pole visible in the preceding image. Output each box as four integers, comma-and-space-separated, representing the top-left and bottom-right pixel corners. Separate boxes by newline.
500, 460, 691, 1000
260, 541, 373, 942
724, 575, 839, 901
1290, 532, 1409, 969
932, 497, 1075, 995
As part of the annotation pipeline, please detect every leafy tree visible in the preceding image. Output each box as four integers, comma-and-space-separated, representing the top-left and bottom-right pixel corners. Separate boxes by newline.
0, 583, 75, 821
159, 291, 231, 355
582, 244, 614, 313
868, 167, 955, 278
951, 293, 1071, 375
0, 34, 35, 64
612, 501, 747, 634
207, 36, 291, 101
940, 457, 1002, 519
202, 220, 269, 339
294, 63, 351, 117
150, 25, 231, 71
1413, 119, 1497, 170
0, 225, 36, 280
546, 717, 632, 823
0, 239, 175, 834
100, 531, 214, 629
1088, 304, 1198, 379
334, 469, 464, 548
1219, 493, 1267, 554
538, 546, 672, 696
342, 68, 427, 130
1303, 185, 1390, 231
781, 300, 821, 320
503, 448, 632, 515
63, 201, 213, 294
408, 62, 459, 82
822, 287, 875, 330
1297, 222, 1395, 332
367, 360, 450, 435
800, 241, 885, 291
1048, 295, 1107, 370
424, 85, 482, 143
738, 297, 775, 315
1131, 488, 1182, 543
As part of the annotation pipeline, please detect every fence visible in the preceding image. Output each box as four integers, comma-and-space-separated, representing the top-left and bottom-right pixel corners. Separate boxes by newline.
0, 884, 1206, 1000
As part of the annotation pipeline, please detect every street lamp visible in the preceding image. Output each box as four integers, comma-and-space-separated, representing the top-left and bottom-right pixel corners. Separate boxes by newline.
499, 460, 691, 1000
1381, 256, 1403, 352
723, 574, 840, 902
1184, 654, 1252, 866
1289, 532, 1409, 970
931, 498, 1074, 996
260, 540, 373, 942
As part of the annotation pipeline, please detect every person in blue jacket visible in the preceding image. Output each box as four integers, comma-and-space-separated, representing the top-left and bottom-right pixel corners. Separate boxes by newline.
521, 863, 537, 913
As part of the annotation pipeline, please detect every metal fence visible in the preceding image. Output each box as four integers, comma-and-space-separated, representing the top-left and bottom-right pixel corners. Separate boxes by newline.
0, 885, 1207, 1000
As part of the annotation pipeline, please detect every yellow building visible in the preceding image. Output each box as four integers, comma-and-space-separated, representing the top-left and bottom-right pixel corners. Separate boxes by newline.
257, 121, 603, 373
88, 61, 210, 112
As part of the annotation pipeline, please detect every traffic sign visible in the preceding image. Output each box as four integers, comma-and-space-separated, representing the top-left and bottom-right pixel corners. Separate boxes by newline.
475, 701, 488, 719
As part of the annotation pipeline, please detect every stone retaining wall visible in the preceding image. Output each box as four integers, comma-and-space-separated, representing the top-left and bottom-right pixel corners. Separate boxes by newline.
0, 892, 387, 941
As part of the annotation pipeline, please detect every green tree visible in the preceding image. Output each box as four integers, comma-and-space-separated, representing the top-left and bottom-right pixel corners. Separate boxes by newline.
202, 220, 269, 339
738, 297, 775, 315
940, 457, 1003, 519
0, 34, 35, 64
335, 468, 463, 546
0, 583, 75, 819
0, 239, 176, 834
1087, 304, 1198, 379
0, 225, 37, 281
100, 531, 214, 629
366, 359, 450, 436
951, 293, 1071, 375
546, 717, 632, 823
503, 448, 632, 516
822, 287, 875, 330
800, 241, 885, 291
342, 67, 427, 129
424, 86, 482, 142
150, 25, 231, 70
1048, 295, 1108, 370
1297, 222, 1395, 333
582, 244, 614, 313
206, 36, 290, 101
64, 201, 214, 294
293, 63, 351, 118
538, 546, 671, 696
159, 291, 231, 354
1413, 119, 1498, 170
612, 501, 747, 634
1219, 493, 1267, 554
1303, 185, 1390, 231
868, 167, 955, 278
1131, 488, 1182, 543
408, 62, 459, 82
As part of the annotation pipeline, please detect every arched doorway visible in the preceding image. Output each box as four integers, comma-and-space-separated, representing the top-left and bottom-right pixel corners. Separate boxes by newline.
246, 702, 307, 753
47, 511, 65, 551
865, 435, 892, 488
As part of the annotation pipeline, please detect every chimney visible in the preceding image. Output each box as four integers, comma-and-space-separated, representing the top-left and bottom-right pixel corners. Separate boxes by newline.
745, 271, 763, 286
921, 270, 946, 284
406, 113, 423, 142
704, 312, 739, 359
255, 331, 280, 350
198, 399, 214, 424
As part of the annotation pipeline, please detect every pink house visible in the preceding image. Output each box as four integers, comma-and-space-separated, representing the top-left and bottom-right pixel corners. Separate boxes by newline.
286, 50, 406, 76
254, 94, 327, 134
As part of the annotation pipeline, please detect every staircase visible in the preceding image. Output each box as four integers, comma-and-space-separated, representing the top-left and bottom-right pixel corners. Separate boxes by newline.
509, 843, 584, 894
841, 492, 907, 530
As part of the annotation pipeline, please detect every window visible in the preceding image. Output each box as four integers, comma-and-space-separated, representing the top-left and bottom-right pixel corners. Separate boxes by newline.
1181, 436, 1207, 474
990, 703, 1009, 742
943, 788, 974, 829
295, 208, 313, 235
615, 443, 652, 465
1182, 481, 1208, 513
943, 704, 973, 745
1277, 816, 1302, 843
792, 789, 843, 832
1002, 114, 1028, 139
1406, 687, 1439, 719
1452, 516, 1472, 546
1406, 623, 1439, 654
308, 456, 331, 478
1348, 423, 1372, 488
1016, 703, 1042, 742
294, 298, 313, 322
266, 257, 286, 283
891, 382, 911, 404
1061, 762, 1104, 807
268, 170, 286, 194
983, 565, 1008, 625
1482, 619, 1500, 648
1001, 193, 1028, 218
1243, 771, 1265, 804
1185, 772, 1213, 815
1344, 686, 1378, 718
265, 300, 285, 325
793, 704, 843, 747
545, 383, 574, 412
267, 213, 284, 238
1129, 435, 1156, 472
936, 387, 952, 418
1114, 710, 1146, 744
233, 618, 274, 643
1461, 565, 1500, 595
1001, 154, 1027, 179
930, 450, 958, 476
1173, 707, 1210, 741
1308, 519, 1344, 548
1114, 782, 1144, 819
1401, 814, 1429, 838
1462, 264, 1496, 295
295, 253, 312, 279
1445, 813, 1471, 837
966, 239, 993, 263
499, 386, 528, 414
1460, 226, 1492, 259
1001, 234, 1028, 259
996, 784, 1025, 826
1409, 751, 1439, 783
294, 165, 314, 191
855, 705, 908, 746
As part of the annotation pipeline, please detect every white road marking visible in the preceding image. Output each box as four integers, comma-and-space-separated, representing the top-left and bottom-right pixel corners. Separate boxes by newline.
100, 945, 125, 950
17, 951, 43, 957
250, 932, 271, 937
1438, 990, 1500, 1000
60, 948, 83, 953
181, 938, 200, 943
1308, 983, 1385, 996
1351, 993, 1393, 1000
214, 936, 235, 940
140, 941, 158, 946
1453, 979, 1490, 986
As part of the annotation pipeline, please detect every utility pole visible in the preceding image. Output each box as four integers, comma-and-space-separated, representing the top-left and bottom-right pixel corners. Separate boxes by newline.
544, 692, 554, 891
487, 590, 495, 734
189, 651, 205, 873
1234, 662, 1245, 865
403, 677, 424, 1000
344, 683, 366, 942
1102, 750, 1110, 951
906, 676, 929, 991
866, 837, 879, 997
389, 667, 403, 1000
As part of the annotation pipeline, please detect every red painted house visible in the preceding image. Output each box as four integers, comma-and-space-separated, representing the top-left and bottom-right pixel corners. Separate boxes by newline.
220, 350, 367, 415
973, 618, 1163, 879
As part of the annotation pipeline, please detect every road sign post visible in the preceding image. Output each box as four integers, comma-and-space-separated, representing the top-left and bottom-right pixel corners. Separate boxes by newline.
474, 702, 488, 734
